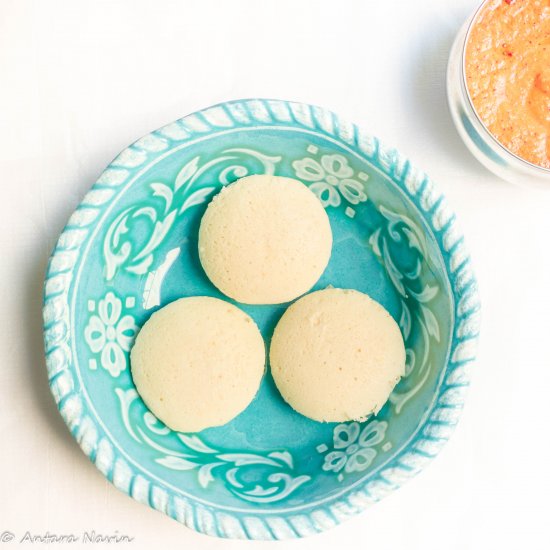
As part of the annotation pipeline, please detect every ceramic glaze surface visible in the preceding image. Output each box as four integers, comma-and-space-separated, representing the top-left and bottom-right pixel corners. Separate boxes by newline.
43, 99, 480, 539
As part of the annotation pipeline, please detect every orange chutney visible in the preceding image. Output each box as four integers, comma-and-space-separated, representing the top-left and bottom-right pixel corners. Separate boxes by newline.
465, 0, 550, 168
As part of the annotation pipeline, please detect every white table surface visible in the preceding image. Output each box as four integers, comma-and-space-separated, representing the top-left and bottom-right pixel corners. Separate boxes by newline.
1, 0, 549, 548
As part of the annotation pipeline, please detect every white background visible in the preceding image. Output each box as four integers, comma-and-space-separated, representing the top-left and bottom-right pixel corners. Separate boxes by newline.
1, 0, 549, 549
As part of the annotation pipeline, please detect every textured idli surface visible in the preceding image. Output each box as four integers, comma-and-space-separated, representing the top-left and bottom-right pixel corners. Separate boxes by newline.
198, 175, 332, 304
130, 296, 265, 432
270, 288, 405, 422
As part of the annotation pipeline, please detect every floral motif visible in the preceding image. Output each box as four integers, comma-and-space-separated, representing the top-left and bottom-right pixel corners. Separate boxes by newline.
369, 205, 441, 413
292, 146, 368, 209
115, 389, 311, 503
318, 420, 387, 482
104, 148, 281, 281
84, 292, 138, 377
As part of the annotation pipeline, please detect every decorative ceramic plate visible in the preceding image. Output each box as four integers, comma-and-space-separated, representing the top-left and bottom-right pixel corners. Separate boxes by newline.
43, 99, 480, 540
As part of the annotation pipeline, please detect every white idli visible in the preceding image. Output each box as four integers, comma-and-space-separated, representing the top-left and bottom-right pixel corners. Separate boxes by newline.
130, 296, 265, 432
270, 288, 405, 422
198, 175, 332, 304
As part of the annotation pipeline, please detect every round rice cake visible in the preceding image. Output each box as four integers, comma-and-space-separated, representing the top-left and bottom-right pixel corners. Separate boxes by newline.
198, 175, 332, 304
270, 288, 405, 422
130, 296, 265, 432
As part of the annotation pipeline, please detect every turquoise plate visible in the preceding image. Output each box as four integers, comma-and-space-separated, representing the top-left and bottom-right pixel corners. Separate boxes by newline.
43, 99, 480, 539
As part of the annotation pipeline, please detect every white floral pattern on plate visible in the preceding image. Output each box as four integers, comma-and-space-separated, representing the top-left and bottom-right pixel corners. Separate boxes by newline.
317, 421, 388, 482
103, 148, 281, 281
369, 206, 441, 413
114, 388, 311, 504
84, 292, 138, 377
292, 145, 368, 213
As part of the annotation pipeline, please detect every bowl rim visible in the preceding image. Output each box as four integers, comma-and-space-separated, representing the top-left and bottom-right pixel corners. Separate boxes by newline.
460, 0, 550, 174
43, 98, 480, 540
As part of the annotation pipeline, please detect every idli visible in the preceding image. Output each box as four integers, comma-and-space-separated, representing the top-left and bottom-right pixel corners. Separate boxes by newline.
270, 288, 405, 422
198, 175, 332, 304
130, 296, 265, 432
